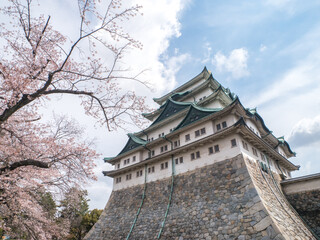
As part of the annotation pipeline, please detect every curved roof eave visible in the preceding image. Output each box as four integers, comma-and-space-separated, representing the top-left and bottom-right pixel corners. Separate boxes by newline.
115, 133, 147, 157
235, 117, 299, 171
277, 137, 296, 157
175, 104, 223, 130
149, 98, 193, 126
142, 96, 193, 120
197, 85, 234, 107
171, 73, 224, 102
153, 67, 210, 105
244, 109, 279, 146
245, 110, 295, 157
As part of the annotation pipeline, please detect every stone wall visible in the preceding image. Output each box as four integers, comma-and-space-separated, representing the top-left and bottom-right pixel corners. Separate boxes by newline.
243, 155, 315, 239
285, 190, 320, 237
85, 154, 315, 240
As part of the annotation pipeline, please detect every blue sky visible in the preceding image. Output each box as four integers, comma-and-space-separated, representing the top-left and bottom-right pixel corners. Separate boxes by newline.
79, 0, 320, 209
3, 0, 319, 209
161, 0, 320, 179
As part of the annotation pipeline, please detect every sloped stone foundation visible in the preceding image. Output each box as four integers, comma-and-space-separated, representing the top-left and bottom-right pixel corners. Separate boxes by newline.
85, 154, 315, 240
285, 190, 320, 237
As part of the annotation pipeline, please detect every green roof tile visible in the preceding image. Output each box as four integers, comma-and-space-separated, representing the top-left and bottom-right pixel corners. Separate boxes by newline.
175, 105, 221, 130
150, 98, 193, 126
117, 133, 147, 156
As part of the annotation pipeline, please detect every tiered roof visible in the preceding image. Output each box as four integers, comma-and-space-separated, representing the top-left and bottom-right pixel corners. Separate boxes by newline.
175, 105, 221, 130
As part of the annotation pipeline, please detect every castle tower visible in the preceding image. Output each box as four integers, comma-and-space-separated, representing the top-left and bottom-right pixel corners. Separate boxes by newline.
85, 68, 319, 240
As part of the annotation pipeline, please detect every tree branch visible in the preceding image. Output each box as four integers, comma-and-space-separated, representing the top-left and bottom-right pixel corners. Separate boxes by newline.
0, 159, 49, 174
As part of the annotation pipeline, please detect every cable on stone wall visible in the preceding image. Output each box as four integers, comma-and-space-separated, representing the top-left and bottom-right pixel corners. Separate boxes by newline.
126, 164, 148, 240
157, 155, 175, 239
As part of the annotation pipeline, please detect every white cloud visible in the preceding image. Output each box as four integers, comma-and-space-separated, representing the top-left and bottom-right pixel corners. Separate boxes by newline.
201, 42, 212, 64
289, 115, 320, 148
265, 0, 293, 8
212, 48, 249, 79
25, 0, 190, 209
249, 51, 320, 108
86, 0, 189, 209
260, 44, 267, 52
115, 0, 190, 95
161, 53, 191, 91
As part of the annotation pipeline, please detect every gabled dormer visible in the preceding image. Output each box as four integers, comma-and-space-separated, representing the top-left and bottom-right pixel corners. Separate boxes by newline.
150, 98, 192, 126
198, 85, 234, 108
118, 133, 147, 156
175, 105, 221, 130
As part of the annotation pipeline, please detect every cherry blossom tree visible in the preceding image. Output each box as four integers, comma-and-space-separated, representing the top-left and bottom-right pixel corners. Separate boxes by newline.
0, 0, 148, 238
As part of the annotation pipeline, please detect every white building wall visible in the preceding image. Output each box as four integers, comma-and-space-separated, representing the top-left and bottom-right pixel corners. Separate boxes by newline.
146, 157, 173, 183
183, 87, 214, 103
180, 120, 215, 146
212, 114, 238, 134
112, 133, 243, 190
204, 99, 225, 109
245, 119, 261, 136
112, 166, 146, 191
182, 78, 207, 92
277, 146, 288, 159
115, 115, 238, 171
147, 116, 185, 141
175, 134, 242, 175
115, 152, 141, 170
239, 137, 291, 177
112, 116, 292, 190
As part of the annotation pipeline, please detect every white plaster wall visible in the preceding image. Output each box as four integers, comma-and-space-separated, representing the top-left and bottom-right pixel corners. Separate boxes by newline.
245, 119, 261, 136
116, 151, 142, 170
204, 99, 225, 109
180, 120, 214, 146
146, 157, 173, 183
111, 117, 293, 190
183, 78, 207, 92
113, 134, 242, 190
212, 114, 237, 134
277, 146, 288, 159
183, 87, 214, 103
282, 178, 320, 194
239, 136, 289, 176
142, 148, 150, 160
116, 115, 237, 171
113, 167, 145, 190
147, 116, 184, 141
175, 134, 242, 175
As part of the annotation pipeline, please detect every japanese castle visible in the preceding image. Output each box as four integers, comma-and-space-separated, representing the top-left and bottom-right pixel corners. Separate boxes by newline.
86, 67, 319, 240
103, 67, 297, 190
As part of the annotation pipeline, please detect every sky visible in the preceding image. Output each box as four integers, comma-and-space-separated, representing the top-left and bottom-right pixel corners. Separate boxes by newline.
89, 0, 320, 209
2, 0, 320, 210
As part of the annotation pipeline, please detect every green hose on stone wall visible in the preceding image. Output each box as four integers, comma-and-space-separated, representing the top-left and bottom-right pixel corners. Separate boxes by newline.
157, 155, 175, 239
126, 165, 148, 240
266, 158, 320, 240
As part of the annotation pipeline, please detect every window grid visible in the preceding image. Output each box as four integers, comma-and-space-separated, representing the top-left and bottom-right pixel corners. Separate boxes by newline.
231, 139, 237, 147
191, 151, 200, 160
185, 134, 190, 141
